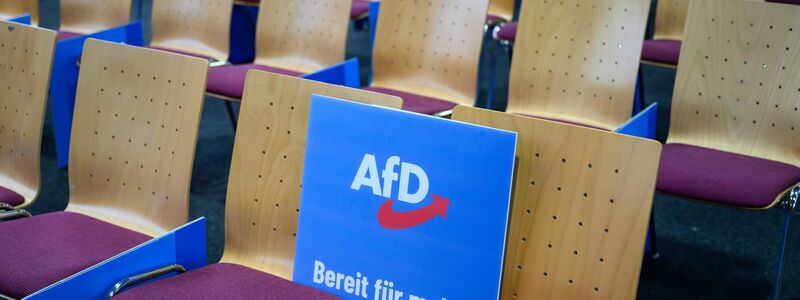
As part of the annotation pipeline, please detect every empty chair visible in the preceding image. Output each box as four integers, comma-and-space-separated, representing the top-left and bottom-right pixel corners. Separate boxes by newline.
506, 0, 650, 130
365, 0, 489, 115
112, 72, 401, 298
453, 106, 661, 299
58, 0, 132, 41
0, 0, 38, 25
0, 21, 56, 214
149, 0, 233, 63
488, 0, 515, 24
206, 0, 353, 101
0, 39, 208, 298
641, 0, 689, 67
234, 0, 373, 19
657, 0, 800, 296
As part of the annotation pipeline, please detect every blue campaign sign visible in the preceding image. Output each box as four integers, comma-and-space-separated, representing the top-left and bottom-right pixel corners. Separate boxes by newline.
293, 96, 517, 300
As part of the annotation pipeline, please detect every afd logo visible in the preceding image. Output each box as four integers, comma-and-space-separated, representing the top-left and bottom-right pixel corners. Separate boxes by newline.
350, 154, 450, 230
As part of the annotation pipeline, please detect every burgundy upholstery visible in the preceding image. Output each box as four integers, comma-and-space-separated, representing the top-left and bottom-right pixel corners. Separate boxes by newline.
352, 0, 371, 19
363, 86, 458, 115
149, 46, 216, 61
768, 0, 800, 4
486, 14, 507, 24
641, 39, 681, 66
495, 21, 517, 42
657, 143, 800, 208
207, 64, 303, 99
0, 186, 24, 207
57, 30, 82, 41
114, 263, 340, 299
0, 212, 151, 298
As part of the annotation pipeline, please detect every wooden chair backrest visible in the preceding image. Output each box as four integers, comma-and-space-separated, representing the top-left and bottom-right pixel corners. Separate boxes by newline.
453, 106, 661, 300
66, 39, 209, 237
489, 0, 515, 21
506, 0, 650, 130
0, 21, 56, 208
150, 0, 233, 62
0, 0, 38, 25
60, 0, 131, 35
668, 0, 800, 166
653, 0, 690, 40
371, 0, 489, 107
254, 0, 352, 73
220, 72, 401, 279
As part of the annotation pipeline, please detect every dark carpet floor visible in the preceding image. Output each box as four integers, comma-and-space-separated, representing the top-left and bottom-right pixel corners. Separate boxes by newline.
23, 1, 800, 299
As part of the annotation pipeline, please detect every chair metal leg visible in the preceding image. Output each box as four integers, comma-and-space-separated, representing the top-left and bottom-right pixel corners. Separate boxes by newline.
224, 100, 238, 131
774, 185, 800, 300
0, 203, 13, 212
0, 209, 31, 221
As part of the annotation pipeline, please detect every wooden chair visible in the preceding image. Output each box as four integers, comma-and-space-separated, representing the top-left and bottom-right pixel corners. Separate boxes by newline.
505, 0, 650, 131
150, 0, 233, 63
658, 0, 800, 296
365, 0, 489, 115
0, 0, 38, 25
59, 0, 132, 40
488, 0, 515, 24
452, 105, 661, 300
640, 0, 689, 67
0, 21, 56, 214
205, 0, 353, 101
0, 39, 208, 299
109, 72, 401, 298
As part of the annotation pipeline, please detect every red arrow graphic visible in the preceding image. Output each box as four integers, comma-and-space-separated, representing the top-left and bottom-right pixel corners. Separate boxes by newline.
377, 195, 450, 230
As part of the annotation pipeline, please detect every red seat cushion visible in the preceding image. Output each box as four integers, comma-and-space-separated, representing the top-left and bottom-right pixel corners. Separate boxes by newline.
207, 64, 304, 99
641, 39, 681, 66
0, 212, 151, 298
114, 263, 340, 299
0, 186, 24, 207
657, 143, 800, 208
148, 46, 217, 61
351, 0, 371, 19
363, 86, 458, 115
495, 21, 517, 42
57, 30, 82, 41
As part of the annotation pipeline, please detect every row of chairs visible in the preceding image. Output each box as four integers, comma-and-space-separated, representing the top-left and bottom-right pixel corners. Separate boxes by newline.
0, 0, 799, 298
0, 22, 661, 299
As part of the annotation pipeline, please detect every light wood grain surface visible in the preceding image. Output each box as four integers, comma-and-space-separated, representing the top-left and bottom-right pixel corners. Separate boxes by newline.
489, 0, 515, 22
0, 0, 38, 25
453, 105, 662, 300
150, 0, 233, 62
668, 0, 800, 169
254, 0, 352, 73
370, 0, 489, 107
506, 0, 650, 130
653, 0, 690, 41
0, 21, 56, 208
220, 71, 401, 279
66, 39, 209, 237
60, 0, 130, 34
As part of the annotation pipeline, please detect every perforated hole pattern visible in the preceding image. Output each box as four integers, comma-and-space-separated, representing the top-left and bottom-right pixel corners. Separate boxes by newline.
0, 22, 53, 197
507, 0, 649, 128
256, 0, 352, 72
370, 0, 489, 105
669, 0, 800, 164
68, 41, 207, 235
